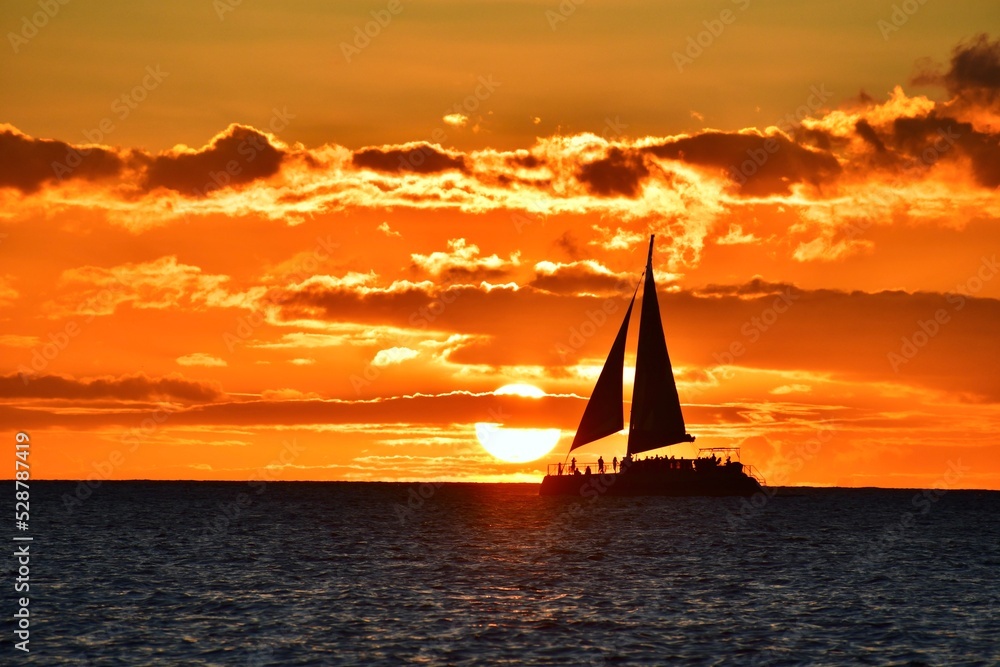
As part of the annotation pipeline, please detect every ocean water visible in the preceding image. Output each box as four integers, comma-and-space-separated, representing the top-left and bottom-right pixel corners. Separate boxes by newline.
9, 481, 1000, 666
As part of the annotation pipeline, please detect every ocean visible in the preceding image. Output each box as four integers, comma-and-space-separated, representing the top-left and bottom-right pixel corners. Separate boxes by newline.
9, 481, 1000, 665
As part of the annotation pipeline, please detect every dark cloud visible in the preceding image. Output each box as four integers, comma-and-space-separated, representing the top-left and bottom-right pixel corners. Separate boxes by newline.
647, 132, 842, 196
1, 372, 222, 402
576, 147, 649, 197
890, 114, 1000, 188
410, 263, 515, 284
695, 278, 798, 298
142, 124, 284, 196
913, 33, 1000, 102
508, 152, 543, 169
855, 119, 887, 153
0, 127, 124, 193
353, 143, 467, 174
554, 231, 583, 260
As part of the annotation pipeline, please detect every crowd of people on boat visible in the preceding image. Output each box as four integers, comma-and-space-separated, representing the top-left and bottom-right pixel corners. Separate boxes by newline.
555, 452, 733, 476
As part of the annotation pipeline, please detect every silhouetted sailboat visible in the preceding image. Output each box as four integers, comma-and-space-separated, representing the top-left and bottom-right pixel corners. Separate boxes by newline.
540, 235, 764, 497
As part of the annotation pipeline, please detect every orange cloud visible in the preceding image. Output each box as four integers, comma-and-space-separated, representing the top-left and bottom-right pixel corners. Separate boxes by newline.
410, 238, 521, 281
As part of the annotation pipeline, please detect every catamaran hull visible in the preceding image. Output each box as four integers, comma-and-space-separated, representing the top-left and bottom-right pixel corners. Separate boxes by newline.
539, 469, 763, 497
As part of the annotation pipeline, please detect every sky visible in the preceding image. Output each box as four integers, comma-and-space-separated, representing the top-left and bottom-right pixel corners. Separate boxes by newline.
2, 1, 1000, 488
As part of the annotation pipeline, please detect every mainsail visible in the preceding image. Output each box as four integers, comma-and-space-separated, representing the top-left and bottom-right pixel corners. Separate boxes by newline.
626, 236, 692, 455
568, 234, 693, 456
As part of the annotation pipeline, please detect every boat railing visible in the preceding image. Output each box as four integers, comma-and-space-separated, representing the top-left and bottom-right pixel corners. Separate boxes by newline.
546, 462, 616, 476
545, 457, 742, 476
744, 465, 767, 486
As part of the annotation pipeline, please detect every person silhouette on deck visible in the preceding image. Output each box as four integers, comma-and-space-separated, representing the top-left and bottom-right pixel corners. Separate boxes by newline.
598, 456, 605, 473
612, 456, 618, 473
557, 461, 563, 475
570, 457, 576, 473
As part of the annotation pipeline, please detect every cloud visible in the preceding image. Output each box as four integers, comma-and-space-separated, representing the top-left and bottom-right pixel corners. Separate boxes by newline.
48, 256, 238, 317
913, 33, 1000, 104
443, 113, 468, 128
372, 347, 419, 366
715, 224, 760, 245
410, 238, 521, 281
647, 131, 842, 196
0, 372, 222, 402
696, 277, 797, 298
0, 124, 124, 193
576, 147, 650, 197
889, 114, 1000, 188
771, 384, 812, 395
289, 358, 315, 365
176, 353, 228, 367
854, 119, 887, 153
142, 124, 285, 196
0, 334, 39, 348
377, 221, 401, 237
352, 142, 467, 174
529, 260, 635, 296
0, 275, 19, 307
0, 390, 586, 431
272, 268, 1000, 402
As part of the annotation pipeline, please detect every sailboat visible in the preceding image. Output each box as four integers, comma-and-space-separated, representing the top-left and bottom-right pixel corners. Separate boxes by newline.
539, 235, 764, 497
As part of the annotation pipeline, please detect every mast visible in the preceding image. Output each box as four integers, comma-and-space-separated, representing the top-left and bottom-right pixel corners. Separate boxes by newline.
627, 235, 693, 456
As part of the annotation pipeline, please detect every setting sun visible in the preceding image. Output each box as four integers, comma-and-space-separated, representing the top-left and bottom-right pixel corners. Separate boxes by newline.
494, 383, 547, 398
475, 423, 562, 463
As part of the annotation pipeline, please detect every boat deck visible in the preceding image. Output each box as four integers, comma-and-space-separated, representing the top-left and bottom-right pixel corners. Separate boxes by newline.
540, 457, 764, 497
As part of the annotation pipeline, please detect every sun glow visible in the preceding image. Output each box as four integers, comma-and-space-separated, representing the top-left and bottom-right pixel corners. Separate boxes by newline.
494, 383, 546, 398
474, 423, 562, 463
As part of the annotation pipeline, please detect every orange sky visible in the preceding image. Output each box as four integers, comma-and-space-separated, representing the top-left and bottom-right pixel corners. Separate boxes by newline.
3, 5, 1000, 488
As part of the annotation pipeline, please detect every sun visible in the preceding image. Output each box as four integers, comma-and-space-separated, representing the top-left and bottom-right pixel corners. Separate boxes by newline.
475, 383, 560, 462
494, 383, 546, 398
475, 423, 561, 463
